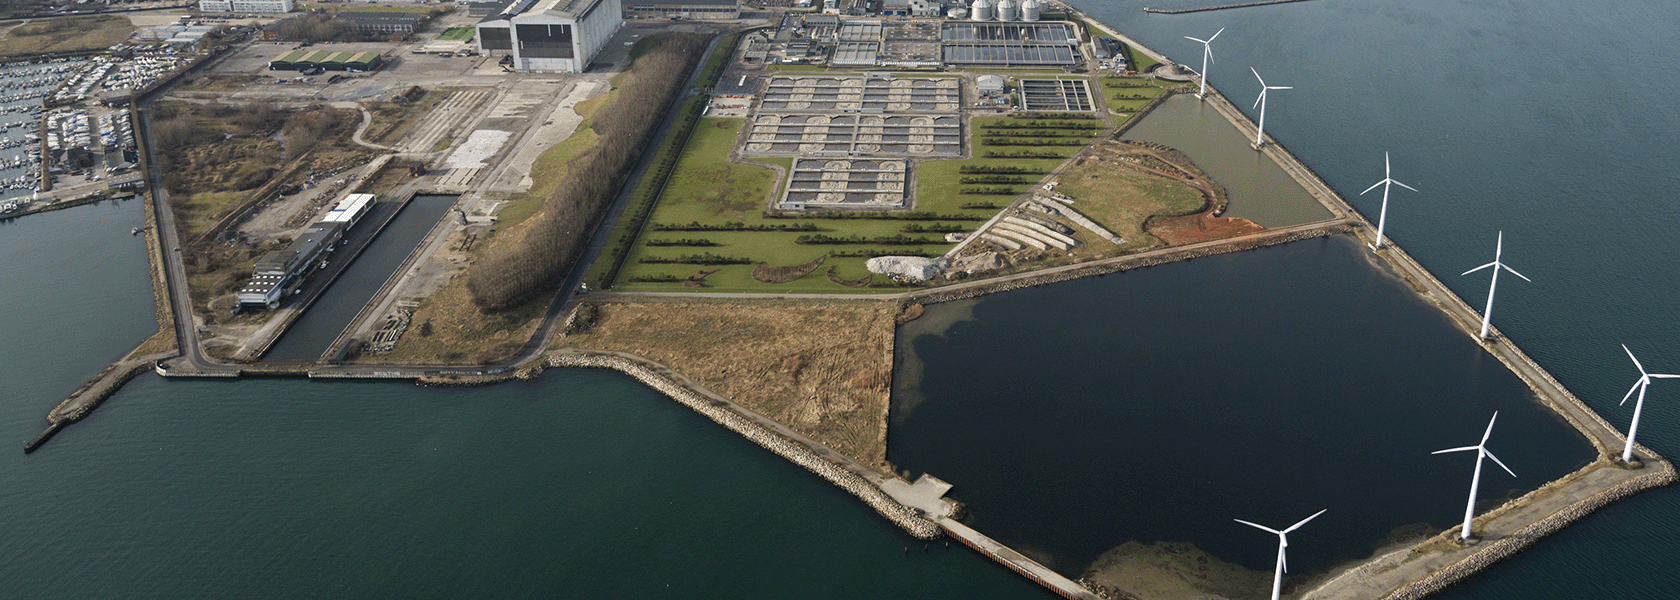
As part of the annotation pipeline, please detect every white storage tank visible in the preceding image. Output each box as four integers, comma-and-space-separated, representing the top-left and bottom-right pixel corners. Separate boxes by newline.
1022, 0, 1041, 21
948, 6, 969, 19
997, 0, 1018, 21
971, 0, 993, 21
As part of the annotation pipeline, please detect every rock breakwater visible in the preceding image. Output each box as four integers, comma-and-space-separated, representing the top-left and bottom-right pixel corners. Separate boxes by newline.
548, 351, 943, 539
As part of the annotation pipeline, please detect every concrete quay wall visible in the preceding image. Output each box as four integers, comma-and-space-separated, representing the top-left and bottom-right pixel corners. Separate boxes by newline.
546, 351, 943, 539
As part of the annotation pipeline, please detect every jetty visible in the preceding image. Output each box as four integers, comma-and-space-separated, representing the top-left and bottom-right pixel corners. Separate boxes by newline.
1143, 0, 1320, 15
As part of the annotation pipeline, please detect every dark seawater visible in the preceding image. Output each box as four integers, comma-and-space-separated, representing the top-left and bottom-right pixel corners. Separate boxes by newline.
1065, 0, 1680, 597
265, 194, 458, 361
0, 203, 1053, 599
890, 236, 1594, 577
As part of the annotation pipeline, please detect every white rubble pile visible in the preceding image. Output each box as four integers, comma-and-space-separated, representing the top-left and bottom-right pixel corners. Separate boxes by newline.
865, 256, 947, 282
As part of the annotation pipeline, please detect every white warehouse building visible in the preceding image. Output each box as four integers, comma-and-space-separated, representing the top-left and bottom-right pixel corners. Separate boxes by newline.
475, 0, 623, 73
199, 0, 293, 13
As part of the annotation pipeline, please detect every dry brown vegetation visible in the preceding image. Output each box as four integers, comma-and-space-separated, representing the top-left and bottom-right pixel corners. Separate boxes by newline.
0, 15, 131, 56
557, 300, 899, 467
466, 34, 706, 312
152, 101, 371, 314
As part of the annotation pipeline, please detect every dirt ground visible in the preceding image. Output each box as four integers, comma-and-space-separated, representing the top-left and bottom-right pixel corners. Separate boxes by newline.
557, 300, 900, 468
1146, 211, 1266, 245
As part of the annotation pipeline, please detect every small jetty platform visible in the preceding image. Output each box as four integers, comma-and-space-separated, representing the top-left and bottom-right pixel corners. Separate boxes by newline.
1144, 0, 1319, 14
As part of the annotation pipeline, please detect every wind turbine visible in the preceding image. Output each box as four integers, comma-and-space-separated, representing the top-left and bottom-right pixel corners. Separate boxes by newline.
1358, 152, 1417, 250
1460, 231, 1530, 340
1617, 344, 1680, 464
1234, 509, 1326, 600
1433, 412, 1515, 541
1250, 68, 1291, 148
1184, 27, 1223, 100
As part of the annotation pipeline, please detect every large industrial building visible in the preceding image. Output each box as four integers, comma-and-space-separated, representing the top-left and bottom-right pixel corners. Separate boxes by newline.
198, 0, 292, 13
623, 0, 740, 20
474, 0, 624, 73
238, 194, 374, 311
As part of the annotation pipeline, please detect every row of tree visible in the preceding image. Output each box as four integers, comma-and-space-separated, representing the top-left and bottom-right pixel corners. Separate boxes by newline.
466, 35, 705, 311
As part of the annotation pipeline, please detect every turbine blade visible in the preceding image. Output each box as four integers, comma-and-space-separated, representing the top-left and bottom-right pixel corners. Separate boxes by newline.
1186, 36, 1207, 43
1384, 151, 1391, 174
1496, 231, 1504, 257
1284, 509, 1327, 533
1649, 374, 1680, 379
1253, 90, 1264, 109
1272, 86, 1294, 90
1360, 180, 1385, 195
1394, 180, 1419, 192
1433, 446, 1479, 454
1624, 344, 1647, 376
1234, 519, 1281, 535
1483, 448, 1517, 478
1462, 262, 1496, 276
1252, 67, 1265, 86
1208, 27, 1224, 41
1281, 543, 1289, 573
1480, 412, 1499, 445
1206, 46, 1215, 65
1501, 264, 1532, 282
1621, 379, 1644, 406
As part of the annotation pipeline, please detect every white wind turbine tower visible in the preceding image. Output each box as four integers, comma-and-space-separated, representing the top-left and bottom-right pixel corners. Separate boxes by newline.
1617, 344, 1679, 464
1433, 412, 1515, 541
1184, 27, 1223, 99
1234, 509, 1326, 600
1460, 231, 1530, 340
1358, 152, 1417, 250
1250, 68, 1291, 148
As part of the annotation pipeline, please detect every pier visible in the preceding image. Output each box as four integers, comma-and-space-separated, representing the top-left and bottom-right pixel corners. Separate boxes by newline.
1143, 0, 1320, 15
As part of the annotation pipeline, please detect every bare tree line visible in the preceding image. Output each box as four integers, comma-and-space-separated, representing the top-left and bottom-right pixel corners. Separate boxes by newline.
465, 35, 706, 312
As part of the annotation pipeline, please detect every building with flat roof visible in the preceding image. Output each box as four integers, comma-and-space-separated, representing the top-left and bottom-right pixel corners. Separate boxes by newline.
475, 0, 624, 73
338, 12, 429, 36
200, 0, 293, 13
623, 0, 739, 20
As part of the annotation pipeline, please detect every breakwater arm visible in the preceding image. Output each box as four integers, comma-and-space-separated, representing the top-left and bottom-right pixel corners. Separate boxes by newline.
1143, 0, 1320, 14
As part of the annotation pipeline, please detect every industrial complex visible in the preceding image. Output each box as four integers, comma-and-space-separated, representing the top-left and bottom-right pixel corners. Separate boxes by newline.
474, 0, 626, 73
238, 194, 374, 310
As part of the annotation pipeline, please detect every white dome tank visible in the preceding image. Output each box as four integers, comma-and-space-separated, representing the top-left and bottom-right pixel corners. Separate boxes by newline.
948, 6, 969, 19
971, 0, 993, 21
997, 0, 1018, 21
1021, 0, 1041, 21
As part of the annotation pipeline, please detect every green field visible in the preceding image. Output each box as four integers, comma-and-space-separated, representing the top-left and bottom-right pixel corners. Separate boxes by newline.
1101, 77, 1172, 113
436, 28, 475, 41
605, 111, 1107, 293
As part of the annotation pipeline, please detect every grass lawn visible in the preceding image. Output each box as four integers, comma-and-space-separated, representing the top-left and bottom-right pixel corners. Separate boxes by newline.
436, 28, 475, 41
0, 15, 131, 55
1052, 149, 1207, 252
1101, 76, 1172, 113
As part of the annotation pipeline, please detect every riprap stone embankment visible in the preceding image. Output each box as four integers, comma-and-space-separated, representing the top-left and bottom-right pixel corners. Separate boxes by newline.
547, 350, 943, 539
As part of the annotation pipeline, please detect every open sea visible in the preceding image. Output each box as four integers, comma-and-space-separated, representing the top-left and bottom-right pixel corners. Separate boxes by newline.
2, 0, 1678, 597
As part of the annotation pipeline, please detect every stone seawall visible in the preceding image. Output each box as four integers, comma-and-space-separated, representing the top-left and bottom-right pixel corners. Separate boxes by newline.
912, 223, 1353, 307
547, 351, 944, 539
1380, 460, 1676, 600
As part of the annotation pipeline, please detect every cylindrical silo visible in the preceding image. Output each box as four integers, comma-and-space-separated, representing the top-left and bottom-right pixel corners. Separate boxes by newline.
1022, 0, 1041, 21
998, 0, 1018, 21
971, 0, 993, 21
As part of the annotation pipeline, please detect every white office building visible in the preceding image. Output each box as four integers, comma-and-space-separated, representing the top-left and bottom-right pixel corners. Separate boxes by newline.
199, 0, 294, 13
